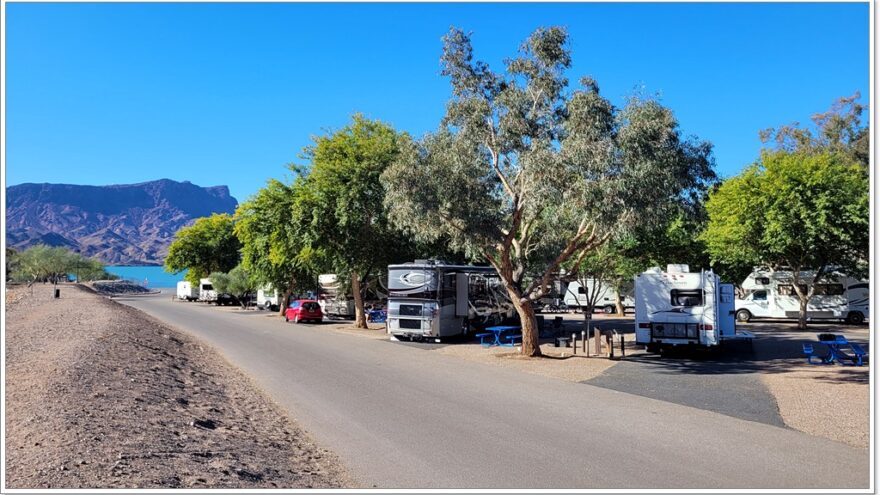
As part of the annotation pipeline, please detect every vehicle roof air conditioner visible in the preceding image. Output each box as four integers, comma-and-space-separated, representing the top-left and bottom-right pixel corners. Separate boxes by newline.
667, 264, 690, 273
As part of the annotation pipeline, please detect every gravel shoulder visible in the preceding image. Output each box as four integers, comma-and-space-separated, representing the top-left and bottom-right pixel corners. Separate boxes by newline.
4, 284, 355, 489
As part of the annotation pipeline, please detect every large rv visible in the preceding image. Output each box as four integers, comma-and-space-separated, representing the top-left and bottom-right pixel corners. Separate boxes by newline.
735, 269, 869, 324
317, 274, 356, 318
176, 281, 199, 301
635, 265, 743, 351
198, 278, 217, 302
564, 279, 635, 314
386, 260, 515, 341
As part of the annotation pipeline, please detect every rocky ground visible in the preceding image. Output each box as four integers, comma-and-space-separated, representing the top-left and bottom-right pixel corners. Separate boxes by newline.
4, 284, 355, 489
88, 280, 156, 295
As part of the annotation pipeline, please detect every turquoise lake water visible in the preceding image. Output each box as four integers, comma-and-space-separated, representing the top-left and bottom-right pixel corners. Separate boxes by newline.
105, 266, 187, 289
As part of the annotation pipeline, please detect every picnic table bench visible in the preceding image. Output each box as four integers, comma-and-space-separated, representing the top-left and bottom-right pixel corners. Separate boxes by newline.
478, 325, 521, 347
803, 334, 867, 366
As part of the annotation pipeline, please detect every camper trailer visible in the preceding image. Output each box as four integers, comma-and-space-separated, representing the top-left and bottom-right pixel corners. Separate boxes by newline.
386, 260, 515, 341
176, 281, 199, 301
564, 279, 635, 314
198, 278, 217, 302
635, 265, 743, 351
257, 286, 279, 310
735, 269, 869, 324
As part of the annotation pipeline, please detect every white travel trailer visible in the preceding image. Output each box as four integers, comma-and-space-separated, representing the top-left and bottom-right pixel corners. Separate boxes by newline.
635, 265, 742, 351
564, 279, 635, 314
176, 281, 199, 301
198, 278, 217, 302
735, 269, 869, 324
386, 260, 515, 341
257, 286, 279, 309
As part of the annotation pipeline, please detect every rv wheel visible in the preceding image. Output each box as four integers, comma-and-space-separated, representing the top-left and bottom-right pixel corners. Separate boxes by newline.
846, 312, 865, 325
603, 305, 615, 314
735, 309, 752, 323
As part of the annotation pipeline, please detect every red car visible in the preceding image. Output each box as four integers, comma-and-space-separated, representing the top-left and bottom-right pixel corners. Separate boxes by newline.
285, 300, 323, 324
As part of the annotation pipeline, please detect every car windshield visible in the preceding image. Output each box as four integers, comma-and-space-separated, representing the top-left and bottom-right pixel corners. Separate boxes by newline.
289, 302, 300, 308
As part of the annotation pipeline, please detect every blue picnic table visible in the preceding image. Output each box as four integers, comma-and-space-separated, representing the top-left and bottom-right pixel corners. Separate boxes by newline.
803, 334, 867, 366
476, 325, 521, 347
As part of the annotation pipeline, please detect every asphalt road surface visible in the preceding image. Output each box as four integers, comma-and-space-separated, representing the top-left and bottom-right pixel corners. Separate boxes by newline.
116, 292, 869, 489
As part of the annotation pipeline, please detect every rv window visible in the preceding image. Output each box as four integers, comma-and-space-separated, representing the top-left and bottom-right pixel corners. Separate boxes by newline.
753, 290, 767, 301
577, 287, 586, 294
814, 284, 845, 296
202, 284, 213, 291
756, 277, 770, 285
778, 284, 808, 296
670, 289, 703, 307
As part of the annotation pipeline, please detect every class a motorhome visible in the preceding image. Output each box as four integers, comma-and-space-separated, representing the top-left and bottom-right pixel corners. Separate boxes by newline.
317, 274, 356, 317
735, 269, 869, 324
563, 279, 635, 314
176, 281, 199, 301
635, 265, 746, 351
198, 278, 218, 302
386, 260, 515, 341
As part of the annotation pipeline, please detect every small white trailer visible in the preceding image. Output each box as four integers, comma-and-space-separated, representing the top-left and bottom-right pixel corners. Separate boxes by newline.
176, 281, 199, 301
635, 265, 748, 351
735, 269, 869, 324
198, 278, 217, 302
563, 279, 635, 314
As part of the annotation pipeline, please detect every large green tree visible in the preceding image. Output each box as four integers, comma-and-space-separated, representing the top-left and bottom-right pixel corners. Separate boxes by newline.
382, 27, 715, 356
165, 213, 241, 284
702, 150, 868, 329
296, 115, 416, 328
235, 177, 318, 315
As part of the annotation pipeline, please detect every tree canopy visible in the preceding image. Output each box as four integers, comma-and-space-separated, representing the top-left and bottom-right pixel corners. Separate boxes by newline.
702, 150, 868, 328
8, 245, 115, 285
165, 213, 241, 284
382, 26, 716, 355
295, 115, 418, 327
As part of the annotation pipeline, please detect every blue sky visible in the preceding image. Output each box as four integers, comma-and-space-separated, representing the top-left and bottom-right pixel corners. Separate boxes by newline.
6, 2, 869, 204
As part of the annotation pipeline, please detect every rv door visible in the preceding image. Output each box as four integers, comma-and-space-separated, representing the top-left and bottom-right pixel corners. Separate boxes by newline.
455, 273, 469, 317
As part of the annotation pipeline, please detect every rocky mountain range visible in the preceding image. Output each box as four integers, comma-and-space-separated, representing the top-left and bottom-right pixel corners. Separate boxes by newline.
6, 179, 238, 265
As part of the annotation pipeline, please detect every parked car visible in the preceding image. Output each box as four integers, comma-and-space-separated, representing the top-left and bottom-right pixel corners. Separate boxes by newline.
215, 293, 239, 306
285, 300, 324, 323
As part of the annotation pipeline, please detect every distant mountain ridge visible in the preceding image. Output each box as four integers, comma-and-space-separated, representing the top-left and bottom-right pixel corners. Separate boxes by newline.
6, 179, 238, 265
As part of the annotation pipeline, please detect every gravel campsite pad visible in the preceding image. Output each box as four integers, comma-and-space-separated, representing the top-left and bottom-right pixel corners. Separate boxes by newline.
5, 284, 354, 489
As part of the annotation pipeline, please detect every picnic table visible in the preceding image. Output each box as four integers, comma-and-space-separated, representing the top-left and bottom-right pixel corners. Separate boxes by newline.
803, 333, 867, 366
476, 325, 521, 347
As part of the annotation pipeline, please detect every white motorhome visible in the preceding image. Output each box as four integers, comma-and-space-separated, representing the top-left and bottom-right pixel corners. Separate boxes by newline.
198, 278, 217, 302
317, 274, 356, 318
257, 286, 279, 310
176, 281, 199, 301
735, 269, 869, 324
386, 260, 515, 341
635, 265, 744, 351
564, 279, 635, 314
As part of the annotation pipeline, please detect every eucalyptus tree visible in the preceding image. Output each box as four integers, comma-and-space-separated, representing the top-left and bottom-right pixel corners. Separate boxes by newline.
702, 150, 868, 329
760, 92, 869, 169
382, 27, 715, 356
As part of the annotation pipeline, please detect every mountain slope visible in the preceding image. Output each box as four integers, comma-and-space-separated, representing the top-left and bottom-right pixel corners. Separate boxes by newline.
6, 179, 238, 265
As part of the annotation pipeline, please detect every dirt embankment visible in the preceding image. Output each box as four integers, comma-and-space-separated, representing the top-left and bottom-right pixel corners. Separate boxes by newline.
5, 284, 354, 489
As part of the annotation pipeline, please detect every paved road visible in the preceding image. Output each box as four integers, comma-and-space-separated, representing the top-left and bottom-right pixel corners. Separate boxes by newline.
116, 292, 869, 489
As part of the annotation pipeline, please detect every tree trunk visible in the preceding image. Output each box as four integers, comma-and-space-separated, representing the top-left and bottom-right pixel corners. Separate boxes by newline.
352, 272, 368, 329
509, 293, 541, 357
583, 309, 592, 338
614, 292, 624, 316
798, 296, 809, 330
279, 279, 295, 316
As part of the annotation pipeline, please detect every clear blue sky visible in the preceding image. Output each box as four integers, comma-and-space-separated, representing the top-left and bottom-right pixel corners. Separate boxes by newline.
6, 2, 869, 204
